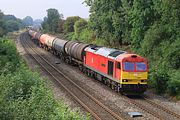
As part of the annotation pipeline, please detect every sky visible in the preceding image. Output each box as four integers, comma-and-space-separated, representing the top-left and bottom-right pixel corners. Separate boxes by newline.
0, 0, 90, 20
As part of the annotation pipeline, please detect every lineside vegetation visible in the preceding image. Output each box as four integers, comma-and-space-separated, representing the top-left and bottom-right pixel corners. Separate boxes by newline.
0, 38, 89, 119
42, 0, 180, 99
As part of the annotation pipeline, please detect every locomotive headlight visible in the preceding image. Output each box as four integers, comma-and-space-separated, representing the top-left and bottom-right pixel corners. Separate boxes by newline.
123, 79, 128, 82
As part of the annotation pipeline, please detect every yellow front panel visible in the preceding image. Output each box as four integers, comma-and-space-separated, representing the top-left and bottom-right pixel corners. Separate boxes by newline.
120, 71, 148, 84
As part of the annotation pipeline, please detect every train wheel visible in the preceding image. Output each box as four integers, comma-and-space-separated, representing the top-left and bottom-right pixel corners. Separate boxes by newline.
107, 79, 111, 87
83, 67, 86, 73
65, 59, 68, 63
79, 65, 82, 71
103, 80, 107, 85
87, 69, 91, 77
114, 83, 118, 92
111, 82, 115, 90
102, 77, 107, 85
93, 72, 97, 80
90, 71, 94, 77
61, 56, 64, 61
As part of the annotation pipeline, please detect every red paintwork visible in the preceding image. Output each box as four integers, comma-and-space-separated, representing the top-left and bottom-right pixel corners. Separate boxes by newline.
115, 62, 121, 80
85, 51, 119, 79
84, 51, 148, 80
85, 51, 107, 74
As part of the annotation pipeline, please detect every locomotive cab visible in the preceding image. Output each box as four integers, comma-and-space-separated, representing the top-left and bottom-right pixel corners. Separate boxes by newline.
117, 54, 148, 94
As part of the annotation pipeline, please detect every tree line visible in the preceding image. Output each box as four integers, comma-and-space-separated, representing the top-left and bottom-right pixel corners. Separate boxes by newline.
85, 0, 180, 98
43, 0, 180, 98
0, 10, 42, 37
42, 0, 180, 99
0, 10, 23, 37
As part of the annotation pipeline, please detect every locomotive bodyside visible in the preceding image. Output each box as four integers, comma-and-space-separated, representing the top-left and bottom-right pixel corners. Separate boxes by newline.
84, 46, 148, 94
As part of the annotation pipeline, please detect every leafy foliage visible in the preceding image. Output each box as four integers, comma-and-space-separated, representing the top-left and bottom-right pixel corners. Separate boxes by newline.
22, 16, 33, 26
83, 0, 180, 97
0, 38, 89, 119
0, 38, 20, 74
0, 10, 24, 37
41, 1, 180, 97
42, 8, 63, 33
63, 16, 81, 33
74, 19, 88, 38
167, 70, 180, 96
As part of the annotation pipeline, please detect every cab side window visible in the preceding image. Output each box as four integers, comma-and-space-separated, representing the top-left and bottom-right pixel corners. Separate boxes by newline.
116, 62, 121, 69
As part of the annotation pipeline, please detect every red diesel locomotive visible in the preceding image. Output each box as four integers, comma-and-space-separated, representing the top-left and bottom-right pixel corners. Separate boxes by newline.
28, 30, 148, 95
84, 46, 148, 94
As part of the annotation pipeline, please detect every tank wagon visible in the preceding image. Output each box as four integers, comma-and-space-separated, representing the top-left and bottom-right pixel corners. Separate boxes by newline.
28, 30, 148, 95
39, 34, 56, 50
52, 38, 68, 57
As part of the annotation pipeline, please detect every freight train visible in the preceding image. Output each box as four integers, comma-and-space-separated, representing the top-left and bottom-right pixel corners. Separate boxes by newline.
28, 30, 148, 95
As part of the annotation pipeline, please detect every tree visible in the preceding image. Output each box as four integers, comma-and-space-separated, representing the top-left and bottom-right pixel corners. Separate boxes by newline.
42, 17, 48, 32
22, 16, 33, 26
57, 19, 65, 33
0, 10, 24, 36
74, 19, 88, 37
0, 10, 4, 19
129, 0, 155, 50
85, 0, 180, 97
140, 0, 180, 95
3, 15, 17, 21
42, 8, 63, 33
84, 0, 133, 47
5, 20, 20, 32
0, 10, 6, 37
63, 16, 81, 33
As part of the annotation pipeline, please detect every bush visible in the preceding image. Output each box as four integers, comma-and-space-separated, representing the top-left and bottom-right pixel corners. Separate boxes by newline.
141, 24, 169, 55
63, 16, 81, 33
0, 67, 88, 119
74, 19, 88, 38
0, 38, 89, 120
78, 29, 95, 43
64, 32, 76, 40
152, 70, 169, 94
0, 38, 20, 74
167, 70, 180, 96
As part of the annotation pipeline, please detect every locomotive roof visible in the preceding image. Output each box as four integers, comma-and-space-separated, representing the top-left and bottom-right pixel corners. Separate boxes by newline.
85, 46, 126, 58
96, 47, 117, 57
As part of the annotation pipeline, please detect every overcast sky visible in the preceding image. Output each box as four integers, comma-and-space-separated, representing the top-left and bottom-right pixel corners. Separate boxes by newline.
0, 0, 90, 20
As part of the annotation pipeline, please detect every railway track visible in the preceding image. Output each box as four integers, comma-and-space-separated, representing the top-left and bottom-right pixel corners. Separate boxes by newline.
19, 32, 180, 120
123, 95, 180, 120
143, 95, 180, 119
20, 32, 124, 120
